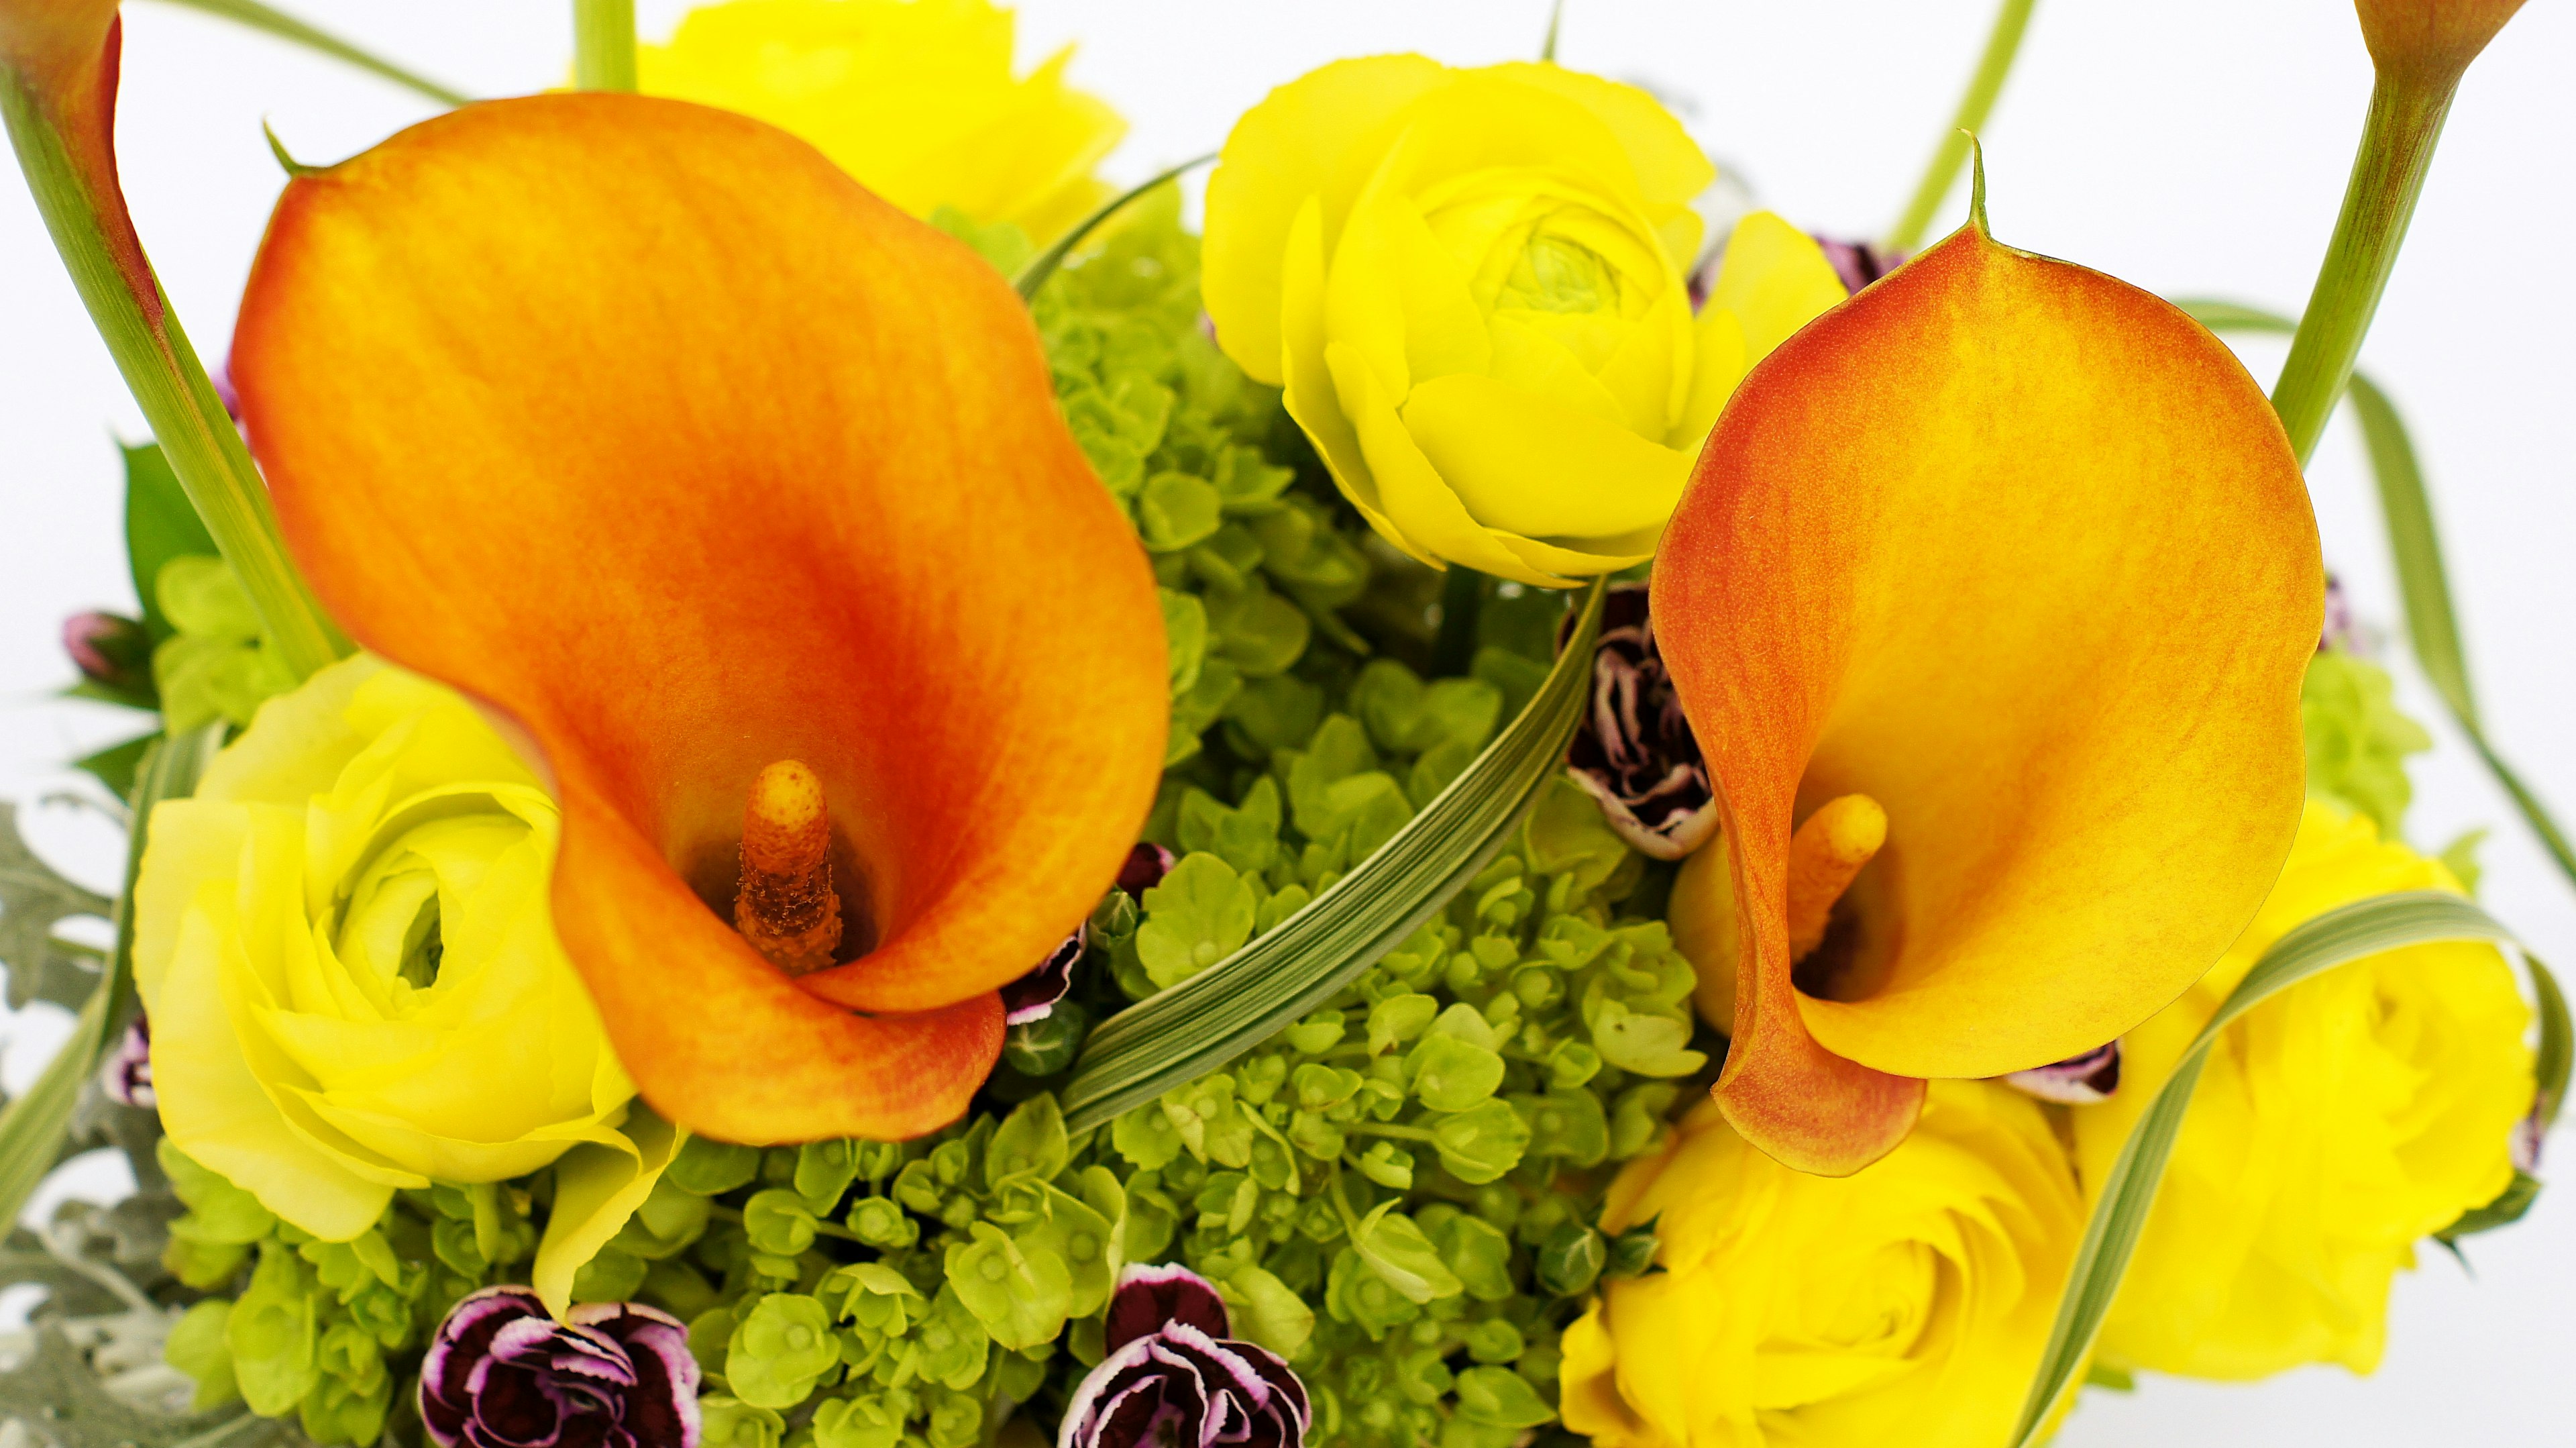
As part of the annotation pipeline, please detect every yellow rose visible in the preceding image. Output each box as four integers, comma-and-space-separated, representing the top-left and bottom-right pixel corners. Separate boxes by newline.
1201, 56, 1849, 586
134, 656, 641, 1247
1560, 1081, 2082, 1448
639, 0, 1124, 244
2074, 798, 2534, 1379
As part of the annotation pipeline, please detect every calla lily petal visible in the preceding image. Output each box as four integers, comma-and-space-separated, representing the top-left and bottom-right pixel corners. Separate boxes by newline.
231, 95, 1167, 1144
1652, 219, 2321, 1174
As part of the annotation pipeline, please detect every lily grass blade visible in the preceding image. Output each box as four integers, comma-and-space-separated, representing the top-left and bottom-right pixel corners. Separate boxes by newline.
1015, 155, 1218, 303
2007, 890, 2520, 1446
1062, 581, 1608, 1135
148, 0, 470, 107
2182, 299, 2576, 894
2531, 957, 2569, 1131
0, 723, 221, 1227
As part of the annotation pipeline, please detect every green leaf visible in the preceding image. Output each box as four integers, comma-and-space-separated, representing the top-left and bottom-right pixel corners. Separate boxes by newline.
121, 442, 214, 641
154, 0, 471, 107
2007, 889, 2520, 1446
2432, 1168, 2541, 1247
74, 731, 158, 799
2525, 955, 2570, 1139
1061, 581, 1605, 1134
725, 1293, 841, 1410
1, 798, 115, 1011
1136, 853, 1259, 990
2182, 299, 2576, 896
0, 1324, 299, 1448
943, 1222, 1071, 1351
1348, 1202, 1464, 1304
0, 725, 221, 1232
1210, 1261, 1316, 1360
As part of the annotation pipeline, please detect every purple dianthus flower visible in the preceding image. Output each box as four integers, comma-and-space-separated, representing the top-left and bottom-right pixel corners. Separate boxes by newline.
1060, 1263, 1310, 1448
1562, 585, 1717, 860
420, 1286, 700, 1448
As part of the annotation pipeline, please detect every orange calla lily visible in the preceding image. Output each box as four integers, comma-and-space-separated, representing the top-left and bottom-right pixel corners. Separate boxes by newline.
230, 94, 1168, 1145
1652, 213, 2322, 1176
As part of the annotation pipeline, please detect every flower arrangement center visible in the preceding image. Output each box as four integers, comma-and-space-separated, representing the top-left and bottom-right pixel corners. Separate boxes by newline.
734, 758, 841, 976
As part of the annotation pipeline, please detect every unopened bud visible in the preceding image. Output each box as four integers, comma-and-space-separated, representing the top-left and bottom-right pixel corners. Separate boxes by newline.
62, 610, 150, 693
2353, 0, 2526, 92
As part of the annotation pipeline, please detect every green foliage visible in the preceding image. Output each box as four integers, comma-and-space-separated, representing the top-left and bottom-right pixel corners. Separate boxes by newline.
2302, 649, 2431, 839
0, 799, 115, 1012
150, 556, 297, 732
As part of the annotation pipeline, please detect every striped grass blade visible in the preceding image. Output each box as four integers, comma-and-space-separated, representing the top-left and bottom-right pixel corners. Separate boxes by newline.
1062, 580, 1608, 1135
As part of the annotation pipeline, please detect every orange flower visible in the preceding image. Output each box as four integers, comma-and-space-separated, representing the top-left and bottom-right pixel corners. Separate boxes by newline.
229, 95, 1168, 1144
1653, 212, 2322, 1174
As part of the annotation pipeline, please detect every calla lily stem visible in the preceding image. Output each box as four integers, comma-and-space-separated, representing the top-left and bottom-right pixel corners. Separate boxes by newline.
2269, 75, 2454, 467
1884, 0, 2037, 253
573, 0, 638, 92
0, 58, 345, 680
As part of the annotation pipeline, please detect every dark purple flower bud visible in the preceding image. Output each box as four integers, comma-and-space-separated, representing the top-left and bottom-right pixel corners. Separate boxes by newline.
2319, 572, 2365, 655
1561, 585, 1717, 861
421, 1286, 700, 1448
1062, 1268, 1309, 1448
2003, 1041, 2123, 1104
1002, 925, 1086, 1025
62, 611, 151, 694
99, 1016, 152, 1109
1813, 236, 1904, 297
1103, 1263, 1233, 1353
1118, 842, 1176, 899
2512, 1101, 2546, 1175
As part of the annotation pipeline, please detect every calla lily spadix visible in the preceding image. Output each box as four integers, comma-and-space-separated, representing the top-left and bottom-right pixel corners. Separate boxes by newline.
229, 94, 1170, 1145
1654, 205, 2324, 1176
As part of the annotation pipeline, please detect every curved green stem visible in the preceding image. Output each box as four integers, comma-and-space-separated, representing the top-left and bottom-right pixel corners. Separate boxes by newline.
2269, 75, 2455, 466
1884, 0, 2038, 253
573, 0, 638, 92
1014, 153, 1218, 302
0, 58, 346, 679
146, 0, 469, 107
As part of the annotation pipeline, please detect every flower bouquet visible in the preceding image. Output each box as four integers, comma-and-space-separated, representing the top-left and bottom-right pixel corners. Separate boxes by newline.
0, 2, 2565, 1447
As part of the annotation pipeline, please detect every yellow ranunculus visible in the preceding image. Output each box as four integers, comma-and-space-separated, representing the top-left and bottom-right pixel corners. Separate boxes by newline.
134, 656, 643, 1251
2074, 798, 2534, 1380
1201, 56, 1847, 587
1560, 1081, 2082, 1448
638, 0, 1124, 244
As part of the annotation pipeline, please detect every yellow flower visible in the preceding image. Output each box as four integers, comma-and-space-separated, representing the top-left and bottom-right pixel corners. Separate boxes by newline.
2074, 798, 2534, 1379
1560, 1081, 2082, 1448
1201, 56, 1847, 586
638, 0, 1124, 244
134, 656, 643, 1251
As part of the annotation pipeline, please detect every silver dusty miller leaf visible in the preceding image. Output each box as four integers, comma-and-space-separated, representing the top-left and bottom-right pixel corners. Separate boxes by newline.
0, 800, 115, 1013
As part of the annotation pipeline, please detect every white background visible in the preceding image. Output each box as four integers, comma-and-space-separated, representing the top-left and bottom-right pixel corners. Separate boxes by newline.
1, 1, 2568, 1441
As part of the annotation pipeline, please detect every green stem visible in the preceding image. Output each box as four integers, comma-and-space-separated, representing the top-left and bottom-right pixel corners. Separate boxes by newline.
572, 0, 639, 92
1542, 0, 1566, 62
1883, 0, 2039, 253
0, 724, 220, 1229
1014, 153, 1218, 302
2269, 76, 2455, 467
147, 0, 470, 107
0, 62, 345, 680
1431, 566, 1486, 679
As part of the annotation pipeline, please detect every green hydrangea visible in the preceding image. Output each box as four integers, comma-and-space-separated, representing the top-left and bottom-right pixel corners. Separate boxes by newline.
2302, 647, 2433, 839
